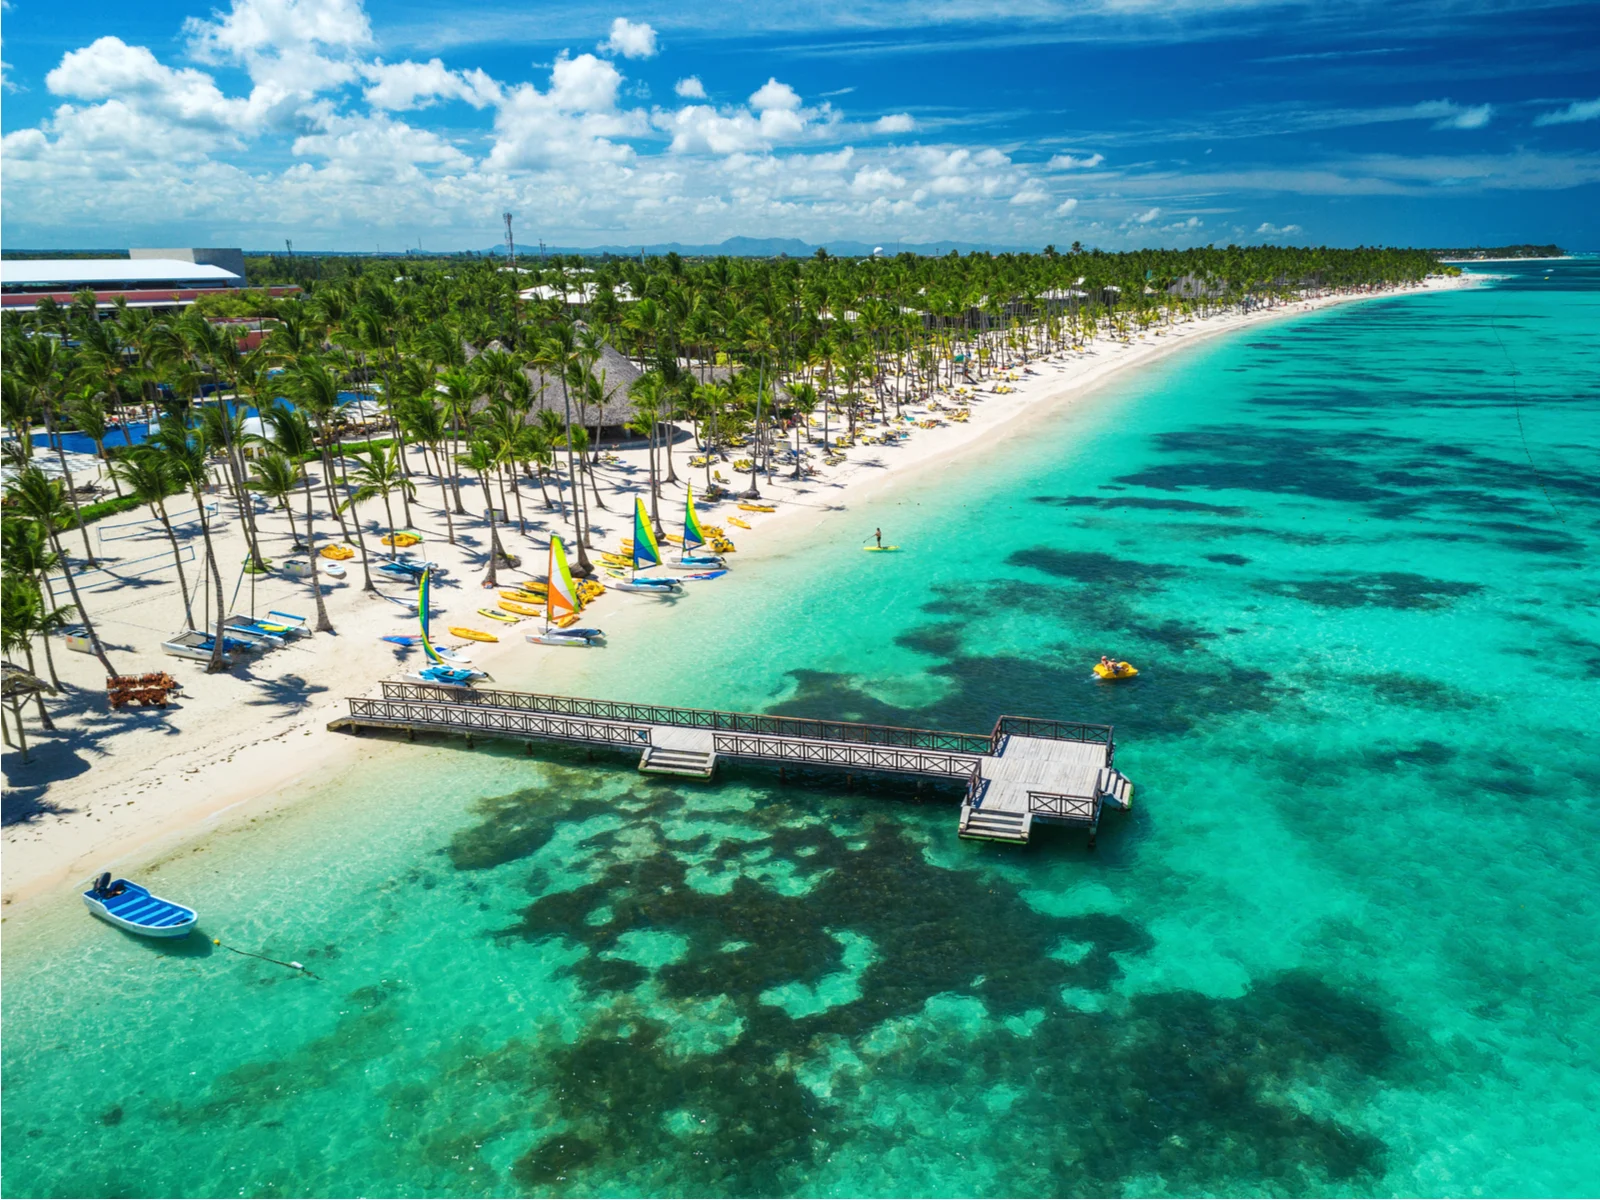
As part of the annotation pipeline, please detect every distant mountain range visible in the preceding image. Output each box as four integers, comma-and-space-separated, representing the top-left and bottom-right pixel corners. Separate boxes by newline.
485, 235, 1034, 259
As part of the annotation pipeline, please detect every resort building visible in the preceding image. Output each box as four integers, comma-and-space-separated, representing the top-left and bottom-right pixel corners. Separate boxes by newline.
0, 248, 293, 314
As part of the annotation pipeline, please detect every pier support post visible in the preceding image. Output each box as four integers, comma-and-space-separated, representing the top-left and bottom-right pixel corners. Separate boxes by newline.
525, 741, 533, 756
779, 765, 786, 781
465, 733, 474, 749
406, 729, 415, 743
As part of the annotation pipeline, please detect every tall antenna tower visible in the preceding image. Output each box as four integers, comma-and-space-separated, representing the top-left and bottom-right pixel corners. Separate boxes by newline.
503, 212, 517, 272
285, 239, 293, 258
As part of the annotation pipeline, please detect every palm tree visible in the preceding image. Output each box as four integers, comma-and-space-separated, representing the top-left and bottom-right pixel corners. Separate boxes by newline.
456, 441, 510, 587
395, 394, 458, 545
149, 418, 231, 672
788, 381, 818, 479
3, 515, 68, 688
7, 468, 117, 677
2, 573, 70, 731
247, 452, 304, 549
110, 450, 196, 629
65, 388, 121, 496
529, 326, 593, 575
9, 333, 97, 565
259, 402, 334, 633
339, 445, 416, 560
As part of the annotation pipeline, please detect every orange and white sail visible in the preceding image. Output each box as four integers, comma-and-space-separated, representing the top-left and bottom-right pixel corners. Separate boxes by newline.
546, 534, 581, 623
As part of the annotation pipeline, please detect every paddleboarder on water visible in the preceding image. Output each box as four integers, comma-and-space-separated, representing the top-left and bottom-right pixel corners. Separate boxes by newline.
874, 527, 883, 548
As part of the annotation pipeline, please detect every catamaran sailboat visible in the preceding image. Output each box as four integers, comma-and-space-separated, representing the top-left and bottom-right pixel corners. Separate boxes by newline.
610, 498, 684, 595
664, 484, 727, 570
528, 535, 606, 646
401, 570, 489, 684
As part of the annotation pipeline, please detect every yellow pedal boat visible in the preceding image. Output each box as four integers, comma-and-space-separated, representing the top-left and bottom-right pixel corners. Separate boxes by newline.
1093, 661, 1138, 680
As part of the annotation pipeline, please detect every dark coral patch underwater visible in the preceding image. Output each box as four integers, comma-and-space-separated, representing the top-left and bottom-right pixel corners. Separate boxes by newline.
432, 776, 1405, 1197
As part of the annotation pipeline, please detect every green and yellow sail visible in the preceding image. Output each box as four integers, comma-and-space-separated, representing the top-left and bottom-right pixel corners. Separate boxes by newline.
633, 497, 662, 569
419, 569, 443, 663
684, 484, 706, 550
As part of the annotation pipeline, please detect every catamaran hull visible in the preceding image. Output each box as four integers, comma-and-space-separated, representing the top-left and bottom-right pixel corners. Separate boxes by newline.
664, 556, 726, 571
612, 580, 682, 594
527, 630, 605, 647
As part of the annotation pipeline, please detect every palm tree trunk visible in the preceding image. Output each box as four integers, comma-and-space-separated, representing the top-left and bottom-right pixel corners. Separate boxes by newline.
6, 700, 27, 762
45, 528, 116, 677
430, 443, 457, 544
193, 499, 229, 674
346, 499, 378, 593
302, 472, 334, 633
478, 470, 505, 587
22, 645, 57, 732
43, 405, 97, 567
382, 494, 397, 560
155, 502, 195, 628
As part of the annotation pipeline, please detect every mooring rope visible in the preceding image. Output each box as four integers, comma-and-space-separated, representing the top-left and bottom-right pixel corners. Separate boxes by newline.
1488, 290, 1563, 523
213, 938, 319, 978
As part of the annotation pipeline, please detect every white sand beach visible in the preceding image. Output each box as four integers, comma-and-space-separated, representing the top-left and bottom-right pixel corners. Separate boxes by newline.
1, 273, 1480, 912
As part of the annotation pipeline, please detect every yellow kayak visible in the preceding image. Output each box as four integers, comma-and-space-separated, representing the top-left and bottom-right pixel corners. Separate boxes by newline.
1093, 661, 1138, 680
478, 608, 521, 623
320, 545, 355, 560
450, 627, 499, 643
739, 503, 776, 513
499, 600, 542, 616
500, 589, 542, 603
727, 517, 751, 530
382, 532, 422, 547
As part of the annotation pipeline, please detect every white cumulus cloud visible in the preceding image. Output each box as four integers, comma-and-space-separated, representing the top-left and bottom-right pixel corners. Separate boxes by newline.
674, 76, 706, 99
599, 17, 657, 60
1010, 184, 1050, 205
874, 113, 915, 133
1056, 197, 1079, 214
1411, 100, 1493, 130
362, 58, 499, 111
1255, 221, 1304, 237
1533, 96, 1600, 126
1048, 152, 1104, 170
1135, 206, 1161, 223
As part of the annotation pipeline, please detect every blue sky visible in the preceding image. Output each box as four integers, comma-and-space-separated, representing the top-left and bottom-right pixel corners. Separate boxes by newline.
2, 0, 1597, 251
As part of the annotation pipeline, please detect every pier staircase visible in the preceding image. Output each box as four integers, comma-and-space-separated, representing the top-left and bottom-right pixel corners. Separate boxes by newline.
958, 805, 1033, 844
638, 727, 718, 780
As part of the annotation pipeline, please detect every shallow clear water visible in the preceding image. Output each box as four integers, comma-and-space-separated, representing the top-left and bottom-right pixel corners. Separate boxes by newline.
6, 262, 1598, 1197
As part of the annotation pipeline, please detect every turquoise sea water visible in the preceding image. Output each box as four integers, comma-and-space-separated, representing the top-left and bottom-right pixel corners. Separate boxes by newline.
5, 261, 1597, 1197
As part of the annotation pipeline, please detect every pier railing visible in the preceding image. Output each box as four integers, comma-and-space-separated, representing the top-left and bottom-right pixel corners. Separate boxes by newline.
347, 695, 651, 748
991, 715, 1114, 762
1026, 789, 1101, 825
378, 681, 996, 755
712, 730, 983, 781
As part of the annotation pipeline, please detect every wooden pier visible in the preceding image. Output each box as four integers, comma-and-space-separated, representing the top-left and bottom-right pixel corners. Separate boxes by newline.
328, 682, 1134, 845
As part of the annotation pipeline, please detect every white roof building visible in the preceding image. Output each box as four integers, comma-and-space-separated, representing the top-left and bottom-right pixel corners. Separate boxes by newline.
0, 259, 243, 289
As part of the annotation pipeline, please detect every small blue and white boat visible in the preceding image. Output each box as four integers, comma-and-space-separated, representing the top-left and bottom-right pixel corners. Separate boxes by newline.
664, 553, 727, 571
402, 664, 485, 686
83, 874, 197, 938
